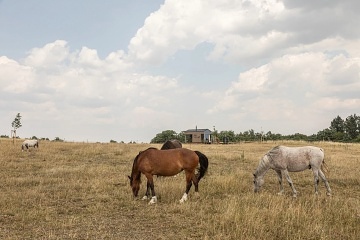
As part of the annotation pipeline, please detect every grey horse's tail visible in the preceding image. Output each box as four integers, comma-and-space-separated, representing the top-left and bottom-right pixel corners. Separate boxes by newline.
321, 151, 330, 175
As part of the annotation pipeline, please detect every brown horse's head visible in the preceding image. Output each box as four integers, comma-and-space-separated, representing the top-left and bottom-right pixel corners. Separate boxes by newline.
128, 175, 140, 197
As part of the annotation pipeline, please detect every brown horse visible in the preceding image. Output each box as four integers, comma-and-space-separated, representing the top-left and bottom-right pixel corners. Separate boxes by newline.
160, 139, 182, 150
128, 147, 208, 204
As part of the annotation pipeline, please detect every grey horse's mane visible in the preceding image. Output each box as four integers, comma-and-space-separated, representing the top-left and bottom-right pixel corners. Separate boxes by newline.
255, 146, 283, 176
267, 145, 281, 156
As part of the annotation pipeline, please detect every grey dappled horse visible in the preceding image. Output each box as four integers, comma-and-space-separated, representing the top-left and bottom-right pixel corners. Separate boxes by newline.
253, 146, 331, 197
22, 139, 39, 151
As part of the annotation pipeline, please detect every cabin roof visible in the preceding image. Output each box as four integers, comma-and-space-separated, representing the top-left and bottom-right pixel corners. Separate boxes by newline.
182, 128, 212, 133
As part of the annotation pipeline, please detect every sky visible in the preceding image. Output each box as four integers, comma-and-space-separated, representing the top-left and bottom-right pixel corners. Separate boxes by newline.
1, 0, 359, 143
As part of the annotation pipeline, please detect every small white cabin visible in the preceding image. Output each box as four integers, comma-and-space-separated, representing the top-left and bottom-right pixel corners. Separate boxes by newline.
182, 128, 212, 143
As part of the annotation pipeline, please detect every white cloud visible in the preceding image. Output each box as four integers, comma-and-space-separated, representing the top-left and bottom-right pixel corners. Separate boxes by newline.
127, 0, 360, 67
0, 56, 35, 93
314, 98, 360, 111
24, 40, 70, 68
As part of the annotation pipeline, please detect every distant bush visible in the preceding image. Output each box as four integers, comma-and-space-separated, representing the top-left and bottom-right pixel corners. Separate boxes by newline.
52, 137, 64, 142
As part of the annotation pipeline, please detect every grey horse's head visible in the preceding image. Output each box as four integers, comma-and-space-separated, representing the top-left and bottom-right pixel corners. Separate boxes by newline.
253, 154, 270, 193
253, 173, 264, 193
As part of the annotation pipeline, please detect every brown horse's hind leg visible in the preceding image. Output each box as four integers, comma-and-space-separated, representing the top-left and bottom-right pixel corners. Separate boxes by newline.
180, 171, 194, 203
192, 174, 199, 192
185, 171, 194, 193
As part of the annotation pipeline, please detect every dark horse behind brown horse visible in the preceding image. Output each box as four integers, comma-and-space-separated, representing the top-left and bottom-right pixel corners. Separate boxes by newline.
128, 147, 208, 204
160, 139, 182, 150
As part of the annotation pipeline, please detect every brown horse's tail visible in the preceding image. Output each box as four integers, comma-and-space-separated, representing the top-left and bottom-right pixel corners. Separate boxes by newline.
195, 151, 208, 181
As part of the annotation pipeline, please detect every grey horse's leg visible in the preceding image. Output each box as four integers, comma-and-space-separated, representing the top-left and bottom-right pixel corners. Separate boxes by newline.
282, 170, 297, 197
312, 168, 320, 194
275, 169, 284, 195
318, 169, 332, 196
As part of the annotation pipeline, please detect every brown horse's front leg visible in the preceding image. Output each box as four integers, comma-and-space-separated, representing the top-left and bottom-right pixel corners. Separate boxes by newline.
145, 174, 157, 204
142, 181, 151, 200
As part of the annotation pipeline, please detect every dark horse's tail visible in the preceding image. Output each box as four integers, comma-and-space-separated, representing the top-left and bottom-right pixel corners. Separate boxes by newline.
194, 151, 209, 181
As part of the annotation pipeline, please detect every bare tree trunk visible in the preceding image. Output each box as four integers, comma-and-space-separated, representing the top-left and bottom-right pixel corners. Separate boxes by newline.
12, 130, 16, 145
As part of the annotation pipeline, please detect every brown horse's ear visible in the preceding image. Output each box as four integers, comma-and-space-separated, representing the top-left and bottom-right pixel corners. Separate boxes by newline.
128, 176, 131, 180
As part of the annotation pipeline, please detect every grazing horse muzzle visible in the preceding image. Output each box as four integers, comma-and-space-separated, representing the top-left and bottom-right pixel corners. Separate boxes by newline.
128, 175, 140, 197
253, 173, 264, 193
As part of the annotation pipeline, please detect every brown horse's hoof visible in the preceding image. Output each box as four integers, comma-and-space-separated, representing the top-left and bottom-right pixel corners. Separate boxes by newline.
179, 193, 188, 203
148, 196, 157, 204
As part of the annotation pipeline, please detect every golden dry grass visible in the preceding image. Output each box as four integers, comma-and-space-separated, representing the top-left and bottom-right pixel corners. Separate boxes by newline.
0, 139, 359, 239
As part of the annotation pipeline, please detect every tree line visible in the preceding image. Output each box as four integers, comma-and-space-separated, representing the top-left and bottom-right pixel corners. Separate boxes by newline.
151, 114, 360, 143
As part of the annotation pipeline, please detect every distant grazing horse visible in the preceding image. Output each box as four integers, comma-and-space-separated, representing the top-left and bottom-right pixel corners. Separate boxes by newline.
22, 139, 39, 152
161, 139, 182, 150
128, 148, 209, 204
253, 146, 331, 197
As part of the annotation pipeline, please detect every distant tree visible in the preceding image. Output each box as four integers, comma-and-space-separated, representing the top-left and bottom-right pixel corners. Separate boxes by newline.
316, 128, 333, 141
212, 129, 219, 143
218, 130, 235, 143
241, 129, 256, 141
110, 139, 117, 143
11, 113, 22, 144
151, 130, 179, 143
332, 131, 345, 142
289, 133, 308, 141
330, 115, 345, 133
53, 137, 64, 142
264, 131, 282, 141
177, 132, 186, 142
307, 134, 318, 142
344, 114, 359, 141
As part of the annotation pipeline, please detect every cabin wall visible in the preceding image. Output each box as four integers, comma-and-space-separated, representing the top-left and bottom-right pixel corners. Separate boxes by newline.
184, 130, 212, 143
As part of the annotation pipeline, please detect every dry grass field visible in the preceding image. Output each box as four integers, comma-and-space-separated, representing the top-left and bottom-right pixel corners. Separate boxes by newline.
0, 139, 359, 239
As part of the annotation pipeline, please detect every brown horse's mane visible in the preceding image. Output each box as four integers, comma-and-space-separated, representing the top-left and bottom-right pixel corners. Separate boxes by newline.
133, 147, 158, 163
131, 147, 159, 180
